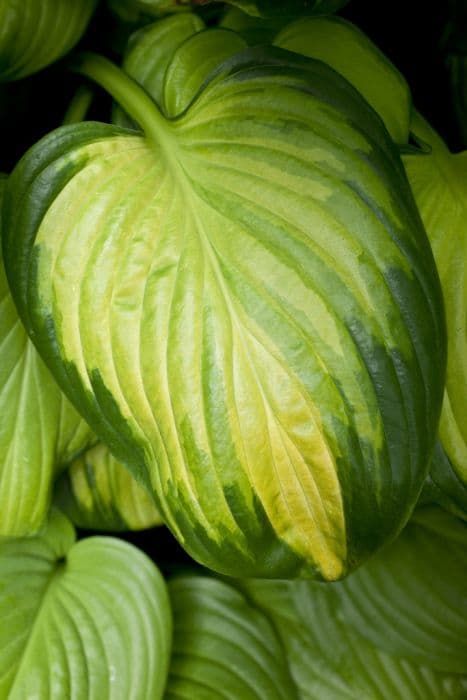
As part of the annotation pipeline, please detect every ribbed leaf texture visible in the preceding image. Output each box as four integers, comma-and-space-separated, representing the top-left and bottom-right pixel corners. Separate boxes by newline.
165, 575, 298, 699
0, 0, 98, 81
113, 13, 206, 128
54, 441, 163, 531
0, 510, 172, 699
239, 508, 467, 698
0, 175, 94, 536
3, 47, 445, 579
403, 113, 467, 511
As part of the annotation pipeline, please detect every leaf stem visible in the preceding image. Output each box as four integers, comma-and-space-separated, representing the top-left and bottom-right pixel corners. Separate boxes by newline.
62, 84, 94, 125
69, 52, 173, 148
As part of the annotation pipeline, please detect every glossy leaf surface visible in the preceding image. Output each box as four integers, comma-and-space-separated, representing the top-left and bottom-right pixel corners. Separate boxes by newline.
166, 575, 298, 699
0, 510, 172, 699
0, 175, 94, 536
3, 48, 445, 579
55, 441, 163, 531
0, 0, 97, 81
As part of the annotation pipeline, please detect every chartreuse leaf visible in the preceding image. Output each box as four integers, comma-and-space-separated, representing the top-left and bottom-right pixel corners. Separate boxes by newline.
274, 16, 411, 144
0, 175, 94, 536
3, 48, 445, 579
114, 13, 205, 127
0, 0, 98, 81
0, 509, 172, 699
403, 113, 467, 510
239, 508, 467, 698
165, 575, 298, 699
54, 441, 163, 531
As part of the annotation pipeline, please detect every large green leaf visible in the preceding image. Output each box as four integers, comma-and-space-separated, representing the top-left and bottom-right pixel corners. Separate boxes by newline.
334, 507, 467, 673
403, 114, 467, 502
54, 441, 163, 531
274, 16, 411, 144
3, 48, 445, 579
0, 509, 172, 699
239, 508, 467, 698
0, 0, 98, 81
166, 575, 298, 698
0, 175, 94, 536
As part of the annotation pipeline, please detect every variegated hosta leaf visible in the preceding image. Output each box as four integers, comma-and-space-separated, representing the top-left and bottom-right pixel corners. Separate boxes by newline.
274, 16, 411, 144
403, 114, 467, 504
0, 509, 172, 699
0, 175, 94, 536
239, 508, 467, 698
114, 13, 206, 128
166, 575, 298, 699
0, 0, 98, 81
3, 48, 445, 579
54, 441, 163, 531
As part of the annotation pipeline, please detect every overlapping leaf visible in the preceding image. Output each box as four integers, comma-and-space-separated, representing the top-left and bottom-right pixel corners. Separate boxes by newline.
212, 0, 350, 18
274, 16, 411, 144
0, 175, 94, 536
403, 113, 467, 510
165, 575, 298, 699
3, 47, 445, 578
0, 510, 172, 699
55, 441, 163, 531
239, 508, 467, 698
0, 0, 98, 81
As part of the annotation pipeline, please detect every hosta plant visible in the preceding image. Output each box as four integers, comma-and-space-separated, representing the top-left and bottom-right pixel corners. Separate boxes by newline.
2, 41, 446, 579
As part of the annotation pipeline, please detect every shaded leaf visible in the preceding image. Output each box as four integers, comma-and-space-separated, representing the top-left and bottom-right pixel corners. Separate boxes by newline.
0, 0, 98, 81
54, 441, 163, 531
166, 575, 298, 699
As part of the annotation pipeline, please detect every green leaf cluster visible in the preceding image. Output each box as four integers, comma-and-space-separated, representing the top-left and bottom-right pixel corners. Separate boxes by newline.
0, 2, 465, 697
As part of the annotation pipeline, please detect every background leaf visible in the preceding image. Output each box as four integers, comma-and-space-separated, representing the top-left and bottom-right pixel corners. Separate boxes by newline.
54, 441, 163, 531
238, 508, 467, 698
0, 510, 172, 699
0, 0, 98, 81
165, 575, 298, 699
403, 113, 467, 503
0, 174, 94, 536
